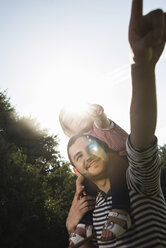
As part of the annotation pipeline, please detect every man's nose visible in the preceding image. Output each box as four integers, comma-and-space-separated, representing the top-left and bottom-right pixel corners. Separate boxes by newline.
83, 153, 92, 170
86, 155, 95, 164
84, 151, 91, 163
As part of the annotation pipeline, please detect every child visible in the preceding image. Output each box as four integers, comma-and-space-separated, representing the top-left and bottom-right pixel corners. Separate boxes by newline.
59, 104, 131, 248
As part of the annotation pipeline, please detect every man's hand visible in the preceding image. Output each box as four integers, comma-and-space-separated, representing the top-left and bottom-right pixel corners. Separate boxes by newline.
66, 176, 95, 234
129, 0, 166, 67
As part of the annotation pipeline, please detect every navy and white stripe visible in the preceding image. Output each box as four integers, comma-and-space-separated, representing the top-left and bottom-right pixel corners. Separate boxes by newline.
92, 137, 166, 247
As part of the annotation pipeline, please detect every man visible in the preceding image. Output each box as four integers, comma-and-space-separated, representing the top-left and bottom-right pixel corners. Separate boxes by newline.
66, 0, 166, 247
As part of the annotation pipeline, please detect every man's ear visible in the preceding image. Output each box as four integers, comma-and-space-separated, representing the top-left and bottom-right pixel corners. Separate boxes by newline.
73, 167, 81, 177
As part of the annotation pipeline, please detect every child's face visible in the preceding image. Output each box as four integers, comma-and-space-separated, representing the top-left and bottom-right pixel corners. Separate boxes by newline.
69, 114, 94, 136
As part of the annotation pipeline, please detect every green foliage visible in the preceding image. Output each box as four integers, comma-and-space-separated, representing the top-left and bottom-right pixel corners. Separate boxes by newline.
159, 144, 166, 168
0, 91, 76, 248
159, 145, 166, 199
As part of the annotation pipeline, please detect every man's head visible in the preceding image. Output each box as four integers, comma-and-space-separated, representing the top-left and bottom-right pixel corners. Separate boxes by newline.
68, 134, 114, 182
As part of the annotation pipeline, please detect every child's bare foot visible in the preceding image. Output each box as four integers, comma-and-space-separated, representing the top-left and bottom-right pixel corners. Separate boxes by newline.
101, 209, 131, 241
68, 224, 93, 248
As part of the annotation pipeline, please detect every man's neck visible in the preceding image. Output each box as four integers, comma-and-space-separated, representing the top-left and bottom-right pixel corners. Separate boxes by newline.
95, 177, 110, 193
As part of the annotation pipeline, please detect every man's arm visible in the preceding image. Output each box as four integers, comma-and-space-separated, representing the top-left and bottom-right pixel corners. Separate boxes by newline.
66, 176, 95, 234
66, 177, 96, 248
129, 0, 166, 149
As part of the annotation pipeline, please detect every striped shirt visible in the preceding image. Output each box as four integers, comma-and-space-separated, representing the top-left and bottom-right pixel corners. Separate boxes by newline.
92, 137, 166, 248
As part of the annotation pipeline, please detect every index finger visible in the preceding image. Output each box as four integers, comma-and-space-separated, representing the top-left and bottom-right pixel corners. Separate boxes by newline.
76, 175, 84, 189
130, 0, 143, 26
75, 176, 85, 199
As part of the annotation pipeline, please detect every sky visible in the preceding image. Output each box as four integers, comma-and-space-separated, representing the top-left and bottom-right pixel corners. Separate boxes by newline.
0, 0, 166, 160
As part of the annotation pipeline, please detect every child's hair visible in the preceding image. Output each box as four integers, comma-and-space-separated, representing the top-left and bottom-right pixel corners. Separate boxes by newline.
67, 134, 110, 167
59, 108, 74, 137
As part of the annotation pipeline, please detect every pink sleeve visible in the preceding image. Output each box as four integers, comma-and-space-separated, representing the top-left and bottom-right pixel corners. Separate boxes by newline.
89, 119, 128, 156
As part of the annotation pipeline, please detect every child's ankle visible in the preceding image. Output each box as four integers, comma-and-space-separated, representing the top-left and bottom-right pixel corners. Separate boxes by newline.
74, 224, 86, 236
112, 209, 128, 216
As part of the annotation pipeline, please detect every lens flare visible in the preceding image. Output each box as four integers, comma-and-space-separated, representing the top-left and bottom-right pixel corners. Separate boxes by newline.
86, 138, 104, 158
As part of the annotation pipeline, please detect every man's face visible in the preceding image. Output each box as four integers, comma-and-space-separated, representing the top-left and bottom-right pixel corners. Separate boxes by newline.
69, 136, 110, 180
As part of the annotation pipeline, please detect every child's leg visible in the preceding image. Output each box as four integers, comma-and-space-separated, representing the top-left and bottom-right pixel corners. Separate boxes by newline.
80, 177, 97, 226
80, 210, 93, 225
101, 209, 131, 240
101, 159, 131, 240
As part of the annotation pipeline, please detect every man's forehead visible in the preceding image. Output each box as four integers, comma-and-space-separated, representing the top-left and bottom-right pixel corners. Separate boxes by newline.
68, 137, 85, 159
69, 135, 93, 154
70, 136, 89, 150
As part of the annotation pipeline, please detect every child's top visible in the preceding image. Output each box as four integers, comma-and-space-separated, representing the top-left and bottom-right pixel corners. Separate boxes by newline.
90, 119, 128, 156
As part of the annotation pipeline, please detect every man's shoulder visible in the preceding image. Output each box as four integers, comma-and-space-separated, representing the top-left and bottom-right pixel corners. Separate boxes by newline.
126, 135, 158, 160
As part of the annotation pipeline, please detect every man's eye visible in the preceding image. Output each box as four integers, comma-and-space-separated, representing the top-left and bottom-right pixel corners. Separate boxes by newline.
76, 154, 82, 161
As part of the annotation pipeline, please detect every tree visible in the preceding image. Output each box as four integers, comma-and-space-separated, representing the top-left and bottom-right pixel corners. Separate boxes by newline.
159, 144, 166, 168
0, 91, 76, 248
159, 145, 166, 199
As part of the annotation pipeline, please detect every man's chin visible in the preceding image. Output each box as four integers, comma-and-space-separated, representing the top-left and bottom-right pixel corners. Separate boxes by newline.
88, 168, 104, 179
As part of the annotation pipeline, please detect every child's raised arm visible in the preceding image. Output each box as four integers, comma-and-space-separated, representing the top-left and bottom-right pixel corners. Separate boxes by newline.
88, 103, 110, 129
